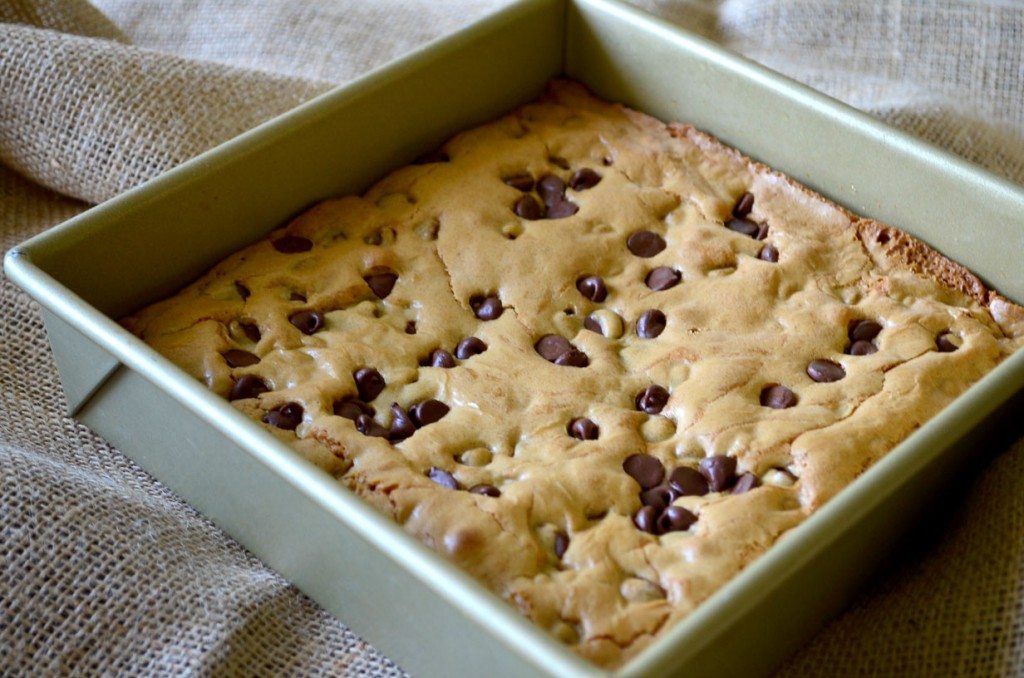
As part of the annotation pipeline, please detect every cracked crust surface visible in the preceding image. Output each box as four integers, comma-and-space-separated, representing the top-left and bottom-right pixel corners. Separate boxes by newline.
122, 80, 1024, 668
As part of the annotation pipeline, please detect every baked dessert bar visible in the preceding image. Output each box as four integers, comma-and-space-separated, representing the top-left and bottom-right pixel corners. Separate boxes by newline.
123, 80, 1024, 668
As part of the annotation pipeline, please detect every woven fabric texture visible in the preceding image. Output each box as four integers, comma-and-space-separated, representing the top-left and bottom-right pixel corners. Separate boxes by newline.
1, 1, 1022, 675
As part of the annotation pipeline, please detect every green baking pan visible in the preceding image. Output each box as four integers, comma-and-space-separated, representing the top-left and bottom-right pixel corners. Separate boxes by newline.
6, 0, 1024, 675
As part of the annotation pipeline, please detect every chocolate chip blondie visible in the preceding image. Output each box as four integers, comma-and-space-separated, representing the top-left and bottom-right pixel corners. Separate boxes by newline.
122, 80, 1024, 668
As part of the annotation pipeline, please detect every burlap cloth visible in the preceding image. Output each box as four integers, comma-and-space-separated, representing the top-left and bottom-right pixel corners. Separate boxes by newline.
2, 1, 1022, 674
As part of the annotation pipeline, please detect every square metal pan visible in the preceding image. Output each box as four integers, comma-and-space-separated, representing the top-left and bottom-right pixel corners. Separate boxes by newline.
6, 0, 1024, 675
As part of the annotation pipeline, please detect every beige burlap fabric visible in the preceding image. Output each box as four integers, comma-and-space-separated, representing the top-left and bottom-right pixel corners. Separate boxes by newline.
1, 1, 1022, 674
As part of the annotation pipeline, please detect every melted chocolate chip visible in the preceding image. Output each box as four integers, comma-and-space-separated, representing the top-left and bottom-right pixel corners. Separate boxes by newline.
363, 267, 398, 299
627, 230, 666, 258
229, 374, 269, 401
731, 472, 760, 495
640, 485, 677, 511
537, 174, 566, 203
567, 417, 599, 441
503, 173, 534, 192
411, 399, 449, 427
355, 413, 388, 438
645, 267, 681, 291
936, 331, 960, 352
514, 195, 544, 220
234, 281, 250, 300
636, 310, 667, 339
635, 385, 669, 414
760, 384, 798, 409
272, 235, 313, 253
668, 467, 709, 496
469, 484, 501, 497
849, 319, 883, 342
353, 367, 385, 402
455, 336, 487, 359
549, 156, 570, 170
427, 466, 460, 490
554, 349, 589, 367
427, 349, 456, 368
733, 192, 755, 218
334, 397, 374, 420
725, 217, 759, 238
698, 456, 737, 492
263, 402, 303, 430
546, 199, 579, 219
758, 245, 779, 263
633, 506, 659, 534
535, 335, 573, 361
657, 506, 697, 534
583, 313, 603, 335
848, 340, 878, 356
569, 168, 601, 191
470, 295, 503, 320
623, 453, 665, 490
240, 322, 261, 343
289, 291, 307, 302
575, 275, 607, 302
807, 359, 846, 383
553, 530, 570, 558
387, 403, 416, 441
404, 320, 417, 334
289, 310, 324, 335
756, 223, 770, 241
223, 349, 259, 368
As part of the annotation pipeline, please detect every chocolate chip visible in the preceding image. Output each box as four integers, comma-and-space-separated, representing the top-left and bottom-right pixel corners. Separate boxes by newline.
936, 331, 960, 352
549, 156, 570, 170
514, 195, 544, 220
223, 349, 259, 368
470, 294, 503, 320
645, 267, 681, 291
229, 374, 269, 401
849, 319, 882, 342
355, 413, 388, 438
553, 530, 569, 558
602, 156, 614, 166
415, 149, 449, 164
427, 466, 460, 489
848, 340, 878, 356
426, 349, 456, 368
668, 467, 709, 496
657, 506, 697, 534
756, 223, 770, 241
725, 217, 759, 238
353, 367, 385, 402
504, 173, 534, 192
537, 174, 566, 203
583, 313, 603, 335
240, 321, 261, 343
760, 384, 798, 409
758, 245, 779, 262
289, 310, 324, 335
272, 235, 313, 253
455, 337, 487, 359
635, 385, 670, 414
411, 399, 449, 427
569, 168, 601, 191
263, 402, 303, 430
404, 320, 417, 334
698, 456, 737, 492
733, 192, 755, 218
627, 230, 666, 258
567, 417, 599, 440
554, 349, 589, 367
731, 472, 760, 495
469, 484, 501, 497
633, 506, 659, 534
234, 281, 250, 300
807, 359, 845, 383
576, 275, 608, 302
545, 199, 579, 219
289, 291, 307, 302
387, 403, 416, 441
535, 334, 573, 361
640, 485, 677, 511
334, 397, 374, 420
636, 310, 666, 339
623, 453, 665, 490
363, 267, 398, 299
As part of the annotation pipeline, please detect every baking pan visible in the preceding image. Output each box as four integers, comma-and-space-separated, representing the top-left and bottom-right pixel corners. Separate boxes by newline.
6, 0, 1024, 675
